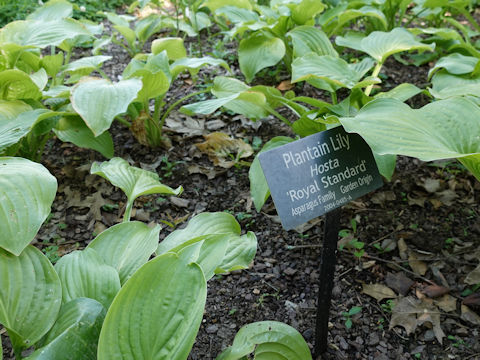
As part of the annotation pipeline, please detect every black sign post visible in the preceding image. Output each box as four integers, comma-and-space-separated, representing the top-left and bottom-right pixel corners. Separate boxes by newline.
259, 126, 383, 356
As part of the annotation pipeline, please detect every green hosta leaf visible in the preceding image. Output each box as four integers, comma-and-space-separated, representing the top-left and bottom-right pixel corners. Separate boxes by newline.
113, 25, 136, 47
157, 212, 240, 255
0, 246, 62, 350
151, 37, 187, 60
374, 83, 423, 102
87, 221, 161, 284
249, 136, 295, 211
0, 69, 41, 100
71, 77, 142, 136
428, 53, 479, 79
97, 252, 207, 360
287, 25, 338, 58
0, 19, 91, 48
334, 6, 387, 33
239, 33, 285, 83
0, 157, 57, 255
290, 0, 325, 25
170, 56, 230, 78
216, 321, 312, 360
336, 28, 435, 64
26, 298, 105, 360
292, 114, 327, 137
27, 0, 73, 20
90, 157, 182, 220
373, 152, 396, 181
202, 0, 252, 12
63, 55, 111, 75
429, 71, 480, 99
54, 248, 121, 309
291, 54, 379, 90
30, 68, 48, 91
53, 117, 114, 159
211, 76, 250, 97
157, 212, 256, 280
215, 6, 260, 23
135, 15, 164, 44
339, 97, 480, 179
127, 69, 170, 102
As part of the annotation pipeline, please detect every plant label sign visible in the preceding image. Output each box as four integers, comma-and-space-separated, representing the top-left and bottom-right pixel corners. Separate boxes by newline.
259, 127, 383, 230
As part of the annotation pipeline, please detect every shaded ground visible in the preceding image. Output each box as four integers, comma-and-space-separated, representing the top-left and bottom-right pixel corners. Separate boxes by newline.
2, 21, 480, 360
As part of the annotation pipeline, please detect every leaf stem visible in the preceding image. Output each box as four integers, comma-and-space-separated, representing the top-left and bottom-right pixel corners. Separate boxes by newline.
265, 105, 293, 127
364, 62, 383, 96
123, 200, 133, 222
330, 91, 338, 105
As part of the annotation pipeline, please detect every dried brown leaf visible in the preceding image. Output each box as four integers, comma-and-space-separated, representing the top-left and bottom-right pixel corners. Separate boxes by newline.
165, 115, 205, 136
385, 272, 414, 296
420, 284, 450, 298
196, 132, 253, 168
461, 304, 480, 326
187, 164, 226, 179
435, 294, 457, 313
370, 191, 396, 205
463, 293, 480, 307
362, 283, 396, 301
398, 238, 408, 260
465, 264, 480, 285
276, 80, 294, 91
408, 251, 428, 276
423, 178, 441, 193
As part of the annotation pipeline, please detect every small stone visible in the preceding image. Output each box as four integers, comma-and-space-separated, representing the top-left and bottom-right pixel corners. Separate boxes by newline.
374, 355, 389, 360
253, 288, 260, 295
339, 336, 349, 350
284, 267, 297, 276
303, 328, 313, 340
206, 325, 218, 334
170, 197, 190, 208
355, 336, 364, 345
424, 330, 435, 342
368, 332, 380, 346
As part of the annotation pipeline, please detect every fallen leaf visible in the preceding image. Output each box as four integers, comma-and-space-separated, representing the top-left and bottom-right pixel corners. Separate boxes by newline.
463, 293, 480, 307
408, 251, 428, 276
370, 191, 396, 205
64, 186, 110, 221
362, 283, 396, 301
408, 195, 426, 207
429, 198, 443, 209
170, 196, 190, 208
390, 296, 445, 344
187, 164, 226, 179
423, 178, 441, 193
165, 115, 205, 136
435, 294, 457, 312
386, 272, 414, 296
420, 284, 450, 298
196, 132, 253, 168
398, 238, 408, 260
206, 119, 226, 130
461, 304, 480, 326
465, 264, 480, 285
276, 80, 294, 91
436, 189, 457, 206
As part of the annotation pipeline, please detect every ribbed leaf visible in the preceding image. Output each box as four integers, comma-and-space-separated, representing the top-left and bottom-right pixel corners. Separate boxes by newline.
336, 6, 387, 32
239, 33, 285, 83
90, 157, 183, 206
0, 246, 62, 350
71, 77, 142, 136
428, 53, 479, 79
87, 221, 161, 284
26, 298, 105, 360
249, 136, 294, 211
170, 56, 230, 78
216, 321, 312, 360
54, 248, 121, 309
53, 117, 114, 158
291, 54, 379, 90
0, 157, 57, 255
151, 37, 187, 60
287, 25, 337, 58
429, 71, 480, 99
336, 28, 435, 63
63, 55, 112, 74
202, 0, 252, 12
339, 97, 480, 179
97, 252, 207, 360
127, 69, 170, 102
0, 19, 91, 48
215, 6, 259, 23
374, 83, 423, 102
0, 69, 41, 100
290, 0, 325, 25
217, 232, 257, 273
27, 0, 73, 20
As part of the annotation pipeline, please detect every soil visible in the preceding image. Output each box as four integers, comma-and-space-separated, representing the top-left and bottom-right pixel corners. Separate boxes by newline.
2, 18, 480, 360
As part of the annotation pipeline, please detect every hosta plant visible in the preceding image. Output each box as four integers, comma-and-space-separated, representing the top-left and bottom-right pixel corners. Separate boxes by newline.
0, 157, 311, 359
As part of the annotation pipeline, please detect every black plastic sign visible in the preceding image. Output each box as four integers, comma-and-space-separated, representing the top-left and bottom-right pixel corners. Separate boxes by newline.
259, 126, 383, 230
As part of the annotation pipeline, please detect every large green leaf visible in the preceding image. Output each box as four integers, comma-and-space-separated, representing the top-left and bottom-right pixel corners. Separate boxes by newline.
335, 28, 435, 63
287, 25, 337, 58
428, 53, 479, 79
70, 77, 142, 136
54, 248, 121, 309
27, 0, 73, 20
53, 117, 114, 159
151, 37, 187, 60
374, 83, 423, 102
215, 6, 260, 23
216, 321, 312, 360
217, 231, 257, 273
429, 71, 480, 99
0, 69, 41, 100
63, 55, 112, 77
87, 221, 161, 284
0, 157, 57, 255
170, 56, 230, 78
290, 0, 325, 25
90, 157, 182, 221
249, 136, 295, 211
339, 97, 480, 179
239, 33, 286, 83
333, 6, 387, 34
97, 252, 207, 360
127, 69, 170, 102
291, 54, 379, 90
26, 298, 105, 360
0, 246, 62, 350
202, 0, 252, 12
0, 19, 91, 48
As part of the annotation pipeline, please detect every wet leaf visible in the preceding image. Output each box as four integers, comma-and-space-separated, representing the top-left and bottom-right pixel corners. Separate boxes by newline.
276, 80, 294, 91
362, 283, 396, 301
465, 264, 480, 285
196, 132, 253, 168
435, 295, 457, 313
463, 293, 480, 307
420, 284, 450, 298
461, 304, 480, 326
408, 251, 428, 276
385, 272, 414, 296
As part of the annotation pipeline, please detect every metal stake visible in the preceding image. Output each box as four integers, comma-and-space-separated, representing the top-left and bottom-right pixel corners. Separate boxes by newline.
314, 207, 341, 358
